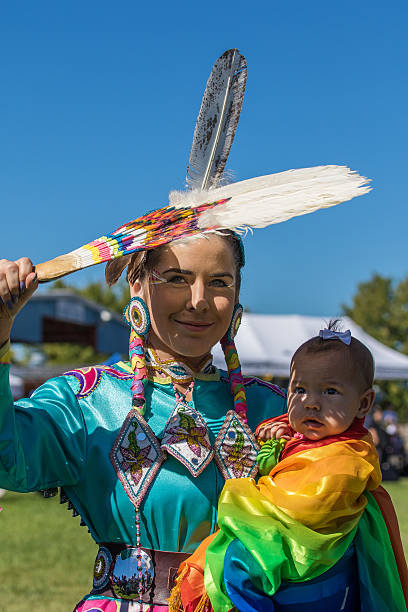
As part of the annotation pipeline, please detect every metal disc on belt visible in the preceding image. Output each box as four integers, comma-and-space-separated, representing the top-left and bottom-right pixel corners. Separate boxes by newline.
112, 548, 154, 599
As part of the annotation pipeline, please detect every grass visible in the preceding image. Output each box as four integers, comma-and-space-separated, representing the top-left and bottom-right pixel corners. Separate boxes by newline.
382, 479, 408, 554
0, 491, 96, 612
0, 482, 407, 611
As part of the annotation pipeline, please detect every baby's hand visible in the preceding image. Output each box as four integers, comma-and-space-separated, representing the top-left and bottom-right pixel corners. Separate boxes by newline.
257, 421, 292, 441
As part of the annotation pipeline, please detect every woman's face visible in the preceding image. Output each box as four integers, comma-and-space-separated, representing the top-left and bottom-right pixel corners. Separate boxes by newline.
130, 235, 238, 366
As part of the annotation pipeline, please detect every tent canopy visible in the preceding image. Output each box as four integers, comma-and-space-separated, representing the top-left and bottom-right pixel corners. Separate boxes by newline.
213, 314, 408, 380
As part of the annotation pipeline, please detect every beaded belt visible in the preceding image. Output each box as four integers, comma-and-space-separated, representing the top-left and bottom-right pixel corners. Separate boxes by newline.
92, 543, 190, 605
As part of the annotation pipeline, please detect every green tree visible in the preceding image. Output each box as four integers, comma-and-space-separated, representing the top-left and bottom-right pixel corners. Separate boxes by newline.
343, 273, 408, 420
40, 343, 109, 366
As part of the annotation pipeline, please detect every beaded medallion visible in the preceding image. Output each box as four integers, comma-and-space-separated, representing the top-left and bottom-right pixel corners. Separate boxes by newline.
93, 546, 113, 590
112, 548, 154, 599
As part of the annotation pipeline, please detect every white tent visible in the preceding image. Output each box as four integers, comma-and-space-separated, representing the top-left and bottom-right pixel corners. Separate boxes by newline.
213, 314, 408, 380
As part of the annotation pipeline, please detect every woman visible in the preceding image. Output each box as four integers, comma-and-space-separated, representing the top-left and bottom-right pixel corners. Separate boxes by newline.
0, 232, 287, 611
2, 234, 407, 612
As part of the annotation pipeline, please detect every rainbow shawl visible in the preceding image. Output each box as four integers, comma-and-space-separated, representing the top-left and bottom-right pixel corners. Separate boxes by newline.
170, 421, 407, 612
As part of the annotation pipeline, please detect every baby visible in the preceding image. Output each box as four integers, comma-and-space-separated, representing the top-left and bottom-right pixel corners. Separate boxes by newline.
170, 326, 406, 612
255, 325, 376, 474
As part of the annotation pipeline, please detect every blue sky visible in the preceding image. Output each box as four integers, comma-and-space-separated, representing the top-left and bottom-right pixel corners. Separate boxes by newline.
1, 1, 407, 316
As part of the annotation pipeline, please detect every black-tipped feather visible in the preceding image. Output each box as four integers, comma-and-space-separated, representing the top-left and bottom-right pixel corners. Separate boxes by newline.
186, 49, 247, 191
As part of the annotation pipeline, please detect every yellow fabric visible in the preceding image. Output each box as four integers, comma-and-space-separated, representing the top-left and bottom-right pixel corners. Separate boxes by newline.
201, 436, 382, 610
222, 437, 381, 533
171, 437, 382, 611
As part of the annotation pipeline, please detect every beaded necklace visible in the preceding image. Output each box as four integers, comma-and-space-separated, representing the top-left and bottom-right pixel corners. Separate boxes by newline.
173, 379, 195, 403
145, 347, 215, 384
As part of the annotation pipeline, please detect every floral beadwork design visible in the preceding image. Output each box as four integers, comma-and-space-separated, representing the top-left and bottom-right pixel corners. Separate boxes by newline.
222, 425, 254, 478
214, 410, 259, 480
120, 423, 154, 486
110, 410, 165, 508
65, 365, 133, 399
161, 402, 213, 477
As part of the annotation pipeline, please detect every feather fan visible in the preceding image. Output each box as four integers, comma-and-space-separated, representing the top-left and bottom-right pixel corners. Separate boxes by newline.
172, 165, 370, 230
35, 165, 370, 282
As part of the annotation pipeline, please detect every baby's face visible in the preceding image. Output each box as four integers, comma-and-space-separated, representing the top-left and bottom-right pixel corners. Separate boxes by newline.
287, 349, 371, 440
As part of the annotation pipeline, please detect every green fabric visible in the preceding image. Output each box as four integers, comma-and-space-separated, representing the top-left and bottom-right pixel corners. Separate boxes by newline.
355, 492, 406, 611
257, 438, 286, 475
204, 492, 406, 612
0, 362, 285, 552
204, 486, 358, 611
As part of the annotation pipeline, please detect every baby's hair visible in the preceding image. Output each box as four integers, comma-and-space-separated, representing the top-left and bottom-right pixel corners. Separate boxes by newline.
291, 319, 374, 390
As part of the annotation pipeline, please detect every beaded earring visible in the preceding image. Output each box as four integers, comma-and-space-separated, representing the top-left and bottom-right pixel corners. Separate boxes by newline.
123, 297, 151, 416
220, 303, 248, 423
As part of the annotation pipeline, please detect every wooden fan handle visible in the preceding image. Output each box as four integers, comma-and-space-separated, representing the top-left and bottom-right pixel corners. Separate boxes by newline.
35, 254, 81, 283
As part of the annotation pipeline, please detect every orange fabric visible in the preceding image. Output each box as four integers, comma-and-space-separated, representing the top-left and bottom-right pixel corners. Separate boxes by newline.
178, 533, 217, 612
372, 486, 408, 610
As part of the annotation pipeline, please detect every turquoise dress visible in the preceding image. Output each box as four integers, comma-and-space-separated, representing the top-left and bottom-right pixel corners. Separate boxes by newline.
0, 340, 285, 605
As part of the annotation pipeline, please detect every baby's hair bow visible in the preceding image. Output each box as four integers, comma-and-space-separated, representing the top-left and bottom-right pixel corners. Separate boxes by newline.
319, 329, 352, 345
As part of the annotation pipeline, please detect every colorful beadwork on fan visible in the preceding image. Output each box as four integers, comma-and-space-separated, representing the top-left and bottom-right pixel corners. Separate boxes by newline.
35, 198, 229, 281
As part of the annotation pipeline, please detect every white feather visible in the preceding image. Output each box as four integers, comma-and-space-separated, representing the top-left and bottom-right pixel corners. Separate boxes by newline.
169, 165, 371, 231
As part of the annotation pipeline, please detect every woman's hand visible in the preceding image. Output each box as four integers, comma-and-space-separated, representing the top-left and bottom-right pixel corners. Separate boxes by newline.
0, 258, 38, 345
257, 421, 292, 441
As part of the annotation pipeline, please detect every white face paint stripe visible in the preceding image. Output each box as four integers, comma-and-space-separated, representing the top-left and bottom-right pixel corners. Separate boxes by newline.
340, 586, 350, 610
150, 269, 167, 284
150, 268, 236, 288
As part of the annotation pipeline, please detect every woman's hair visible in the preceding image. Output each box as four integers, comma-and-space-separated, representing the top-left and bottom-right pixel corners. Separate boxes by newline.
291, 320, 374, 390
105, 231, 245, 290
